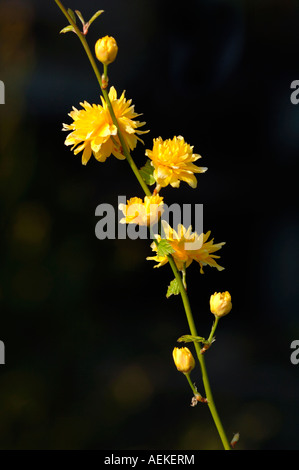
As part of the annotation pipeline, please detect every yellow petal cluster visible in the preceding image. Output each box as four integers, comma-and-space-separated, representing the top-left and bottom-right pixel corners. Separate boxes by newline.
145, 136, 207, 189
147, 221, 225, 273
173, 347, 195, 374
119, 195, 164, 226
210, 291, 232, 317
95, 36, 118, 65
63, 86, 148, 164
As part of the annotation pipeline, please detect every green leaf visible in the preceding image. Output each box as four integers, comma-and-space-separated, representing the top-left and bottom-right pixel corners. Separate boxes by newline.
177, 334, 206, 343
139, 159, 155, 186
87, 9, 105, 27
60, 25, 75, 34
157, 239, 175, 257
67, 8, 77, 24
166, 278, 180, 298
75, 10, 85, 26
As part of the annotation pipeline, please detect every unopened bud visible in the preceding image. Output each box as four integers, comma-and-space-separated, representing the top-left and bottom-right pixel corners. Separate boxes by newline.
210, 291, 232, 318
231, 432, 240, 448
95, 36, 118, 65
172, 347, 195, 374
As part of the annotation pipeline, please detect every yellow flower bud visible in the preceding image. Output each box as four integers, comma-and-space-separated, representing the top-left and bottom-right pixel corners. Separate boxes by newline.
172, 347, 195, 374
95, 36, 118, 65
210, 291, 232, 318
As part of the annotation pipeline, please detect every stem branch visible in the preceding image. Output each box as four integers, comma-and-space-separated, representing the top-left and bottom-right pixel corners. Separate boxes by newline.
207, 316, 219, 345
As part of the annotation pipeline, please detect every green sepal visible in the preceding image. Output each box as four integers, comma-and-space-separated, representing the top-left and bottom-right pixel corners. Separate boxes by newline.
177, 334, 206, 343
166, 278, 180, 298
157, 239, 175, 257
139, 159, 155, 186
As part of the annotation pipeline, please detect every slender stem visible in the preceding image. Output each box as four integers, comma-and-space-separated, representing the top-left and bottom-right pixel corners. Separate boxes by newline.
101, 87, 152, 197
103, 63, 108, 82
167, 256, 198, 336
207, 316, 219, 345
185, 372, 197, 396
182, 264, 187, 290
54, 0, 230, 450
168, 257, 231, 450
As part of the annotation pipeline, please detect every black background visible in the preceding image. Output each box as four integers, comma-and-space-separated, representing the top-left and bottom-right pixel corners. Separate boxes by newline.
0, 0, 298, 450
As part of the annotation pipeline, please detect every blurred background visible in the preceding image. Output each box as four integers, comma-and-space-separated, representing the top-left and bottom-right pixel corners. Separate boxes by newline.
0, 0, 298, 450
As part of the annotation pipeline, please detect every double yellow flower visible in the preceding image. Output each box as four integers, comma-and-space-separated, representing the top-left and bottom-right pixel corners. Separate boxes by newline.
147, 221, 225, 274
146, 136, 207, 189
63, 86, 148, 164
119, 195, 164, 226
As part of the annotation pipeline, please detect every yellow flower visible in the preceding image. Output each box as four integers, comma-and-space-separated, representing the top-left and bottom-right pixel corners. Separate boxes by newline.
210, 291, 232, 317
63, 86, 148, 164
145, 136, 207, 189
119, 195, 164, 226
95, 36, 118, 65
173, 347, 195, 374
147, 221, 225, 273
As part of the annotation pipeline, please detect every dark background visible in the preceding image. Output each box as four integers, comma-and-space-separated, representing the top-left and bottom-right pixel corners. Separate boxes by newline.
0, 0, 298, 450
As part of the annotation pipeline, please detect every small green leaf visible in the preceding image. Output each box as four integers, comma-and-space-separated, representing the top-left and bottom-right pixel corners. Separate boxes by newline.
166, 278, 180, 298
157, 239, 175, 257
67, 8, 77, 24
87, 9, 105, 27
60, 25, 75, 34
75, 10, 85, 26
177, 334, 206, 343
139, 159, 155, 186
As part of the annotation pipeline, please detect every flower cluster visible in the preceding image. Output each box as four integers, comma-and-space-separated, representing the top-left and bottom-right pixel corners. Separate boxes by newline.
62, 31, 230, 307
63, 38, 224, 277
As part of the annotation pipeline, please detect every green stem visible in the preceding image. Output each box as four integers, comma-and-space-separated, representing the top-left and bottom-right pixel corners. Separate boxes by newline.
101, 87, 152, 197
55, 0, 230, 450
168, 257, 231, 450
207, 316, 219, 345
103, 63, 108, 82
182, 264, 187, 290
184, 372, 197, 396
